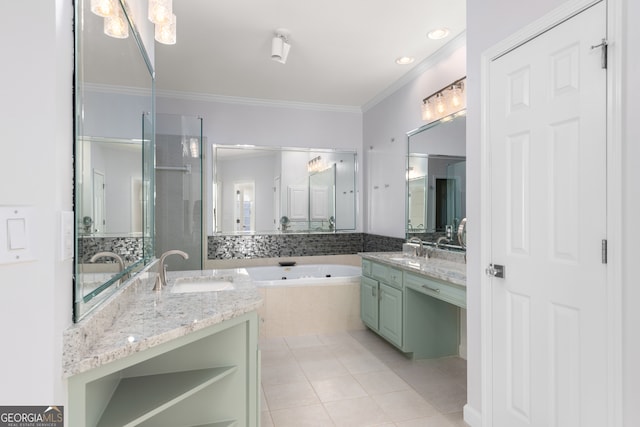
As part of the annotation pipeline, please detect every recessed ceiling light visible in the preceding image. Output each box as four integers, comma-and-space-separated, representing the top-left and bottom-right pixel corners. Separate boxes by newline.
428, 28, 450, 40
395, 56, 415, 65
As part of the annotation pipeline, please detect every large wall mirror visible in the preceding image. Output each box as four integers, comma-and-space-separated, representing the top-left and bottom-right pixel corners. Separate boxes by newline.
74, 0, 155, 320
213, 146, 357, 234
406, 111, 466, 248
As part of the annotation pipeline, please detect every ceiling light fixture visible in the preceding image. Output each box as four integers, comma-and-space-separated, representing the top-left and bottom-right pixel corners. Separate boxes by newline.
421, 77, 466, 123
427, 27, 450, 40
272, 29, 291, 64
395, 56, 415, 65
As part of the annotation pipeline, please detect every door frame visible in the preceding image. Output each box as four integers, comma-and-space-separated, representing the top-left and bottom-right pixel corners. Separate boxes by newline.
479, 0, 624, 425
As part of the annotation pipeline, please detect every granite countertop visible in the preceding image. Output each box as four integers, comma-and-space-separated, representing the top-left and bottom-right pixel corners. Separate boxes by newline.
63, 267, 262, 378
360, 251, 466, 287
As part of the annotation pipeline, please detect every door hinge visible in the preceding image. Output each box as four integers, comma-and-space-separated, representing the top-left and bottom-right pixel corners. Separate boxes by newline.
602, 239, 608, 264
591, 38, 608, 69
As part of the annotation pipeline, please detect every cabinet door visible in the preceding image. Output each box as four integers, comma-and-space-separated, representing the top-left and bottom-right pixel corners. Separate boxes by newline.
379, 283, 403, 348
360, 276, 379, 330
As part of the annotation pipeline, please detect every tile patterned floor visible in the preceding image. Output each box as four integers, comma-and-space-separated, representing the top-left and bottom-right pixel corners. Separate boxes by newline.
260, 329, 469, 427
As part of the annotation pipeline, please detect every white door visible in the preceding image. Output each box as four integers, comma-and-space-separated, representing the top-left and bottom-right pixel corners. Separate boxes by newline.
488, 2, 607, 426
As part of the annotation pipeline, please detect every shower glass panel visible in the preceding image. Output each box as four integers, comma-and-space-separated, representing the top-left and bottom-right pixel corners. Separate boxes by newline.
155, 114, 203, 271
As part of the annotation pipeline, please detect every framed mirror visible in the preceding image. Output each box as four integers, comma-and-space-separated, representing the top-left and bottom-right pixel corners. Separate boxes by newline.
74, 0, 155, 320
406, 111, 466, 247
212, 146, 357, 234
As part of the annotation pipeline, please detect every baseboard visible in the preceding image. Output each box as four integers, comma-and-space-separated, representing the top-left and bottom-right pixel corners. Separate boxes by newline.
463, 404, 482, 426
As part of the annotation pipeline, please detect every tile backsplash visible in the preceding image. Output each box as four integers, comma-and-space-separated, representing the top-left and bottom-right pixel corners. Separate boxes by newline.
208, 233, 405, 260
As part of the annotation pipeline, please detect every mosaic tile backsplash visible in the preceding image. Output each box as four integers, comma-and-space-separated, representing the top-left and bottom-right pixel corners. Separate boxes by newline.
78, 236, 143, 263
207, 233, 405, 260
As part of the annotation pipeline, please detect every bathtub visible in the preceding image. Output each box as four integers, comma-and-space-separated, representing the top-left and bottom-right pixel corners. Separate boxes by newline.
247, 263, 365, 337
247, 264, 361, 286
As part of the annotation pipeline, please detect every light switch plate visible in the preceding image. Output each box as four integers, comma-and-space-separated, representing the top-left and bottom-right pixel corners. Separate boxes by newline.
0, 206, 36, 264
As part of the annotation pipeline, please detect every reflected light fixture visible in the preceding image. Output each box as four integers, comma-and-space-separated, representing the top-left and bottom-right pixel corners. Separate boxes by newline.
103, 4, 129, 39
148, 0, 173, 24
420, 77, 466, 124
272, 29, 291, 64
91, 0, 117, 18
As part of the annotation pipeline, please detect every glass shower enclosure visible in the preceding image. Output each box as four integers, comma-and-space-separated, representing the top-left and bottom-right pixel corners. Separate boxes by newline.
155, 114, 203, 271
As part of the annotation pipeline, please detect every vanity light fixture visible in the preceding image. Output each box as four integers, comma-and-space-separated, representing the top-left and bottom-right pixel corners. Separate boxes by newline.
420, 77, 466, 124
148, 0, 173, 24
103, 4, 129, 39
148, 0, 177, 44
155, 12, 177, 44
272, 29, 291, 64
91, 0, 117, 17
427, 27, 450, 40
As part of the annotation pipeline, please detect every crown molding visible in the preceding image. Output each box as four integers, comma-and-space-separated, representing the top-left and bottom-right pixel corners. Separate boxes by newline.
83, 83, 152, 97
361, 31, 467, 113
155, 89, 363, 114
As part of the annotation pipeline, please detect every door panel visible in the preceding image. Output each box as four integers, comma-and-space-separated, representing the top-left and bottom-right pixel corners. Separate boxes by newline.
489, 2, 607, 426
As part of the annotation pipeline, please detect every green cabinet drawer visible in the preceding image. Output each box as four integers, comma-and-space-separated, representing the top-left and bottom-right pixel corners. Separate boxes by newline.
404, 272, 466, 308
370, 262, 403, 289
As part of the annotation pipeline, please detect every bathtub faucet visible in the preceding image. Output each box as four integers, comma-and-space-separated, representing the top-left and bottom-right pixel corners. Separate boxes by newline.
153, 250, 189, 291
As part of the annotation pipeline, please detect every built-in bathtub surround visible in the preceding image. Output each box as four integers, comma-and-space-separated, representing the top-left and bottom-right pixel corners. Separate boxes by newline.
249, 264, 365, 337
208, 232, 405, 260
77, 235, 143, 264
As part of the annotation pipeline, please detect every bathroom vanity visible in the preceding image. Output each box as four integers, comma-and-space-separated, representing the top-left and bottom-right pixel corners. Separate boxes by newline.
360, 251, 466, 359
64, 267, 263, 427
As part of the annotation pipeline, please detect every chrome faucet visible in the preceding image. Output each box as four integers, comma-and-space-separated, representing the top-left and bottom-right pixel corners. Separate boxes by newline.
436, 236, 451, 249
90, 251, 125, 273
407, 236, 427, 257
153, 250, 189, 291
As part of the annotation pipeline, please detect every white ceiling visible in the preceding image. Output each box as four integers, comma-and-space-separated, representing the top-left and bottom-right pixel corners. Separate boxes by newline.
154, 0, 466, 108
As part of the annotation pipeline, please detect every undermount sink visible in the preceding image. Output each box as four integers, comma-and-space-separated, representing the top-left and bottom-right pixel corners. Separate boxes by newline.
170, 277, 235, 293
389, 256, 422, 267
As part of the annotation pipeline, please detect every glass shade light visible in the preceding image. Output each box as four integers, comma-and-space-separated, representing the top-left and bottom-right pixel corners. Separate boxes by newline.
104, 5, 129, 39
420, 77, 466, 124
155, 13, 176, 44
421, 100, 433, 122
449, 83, 463, 109
148, 0, 173, 24
91, 0, 117, 17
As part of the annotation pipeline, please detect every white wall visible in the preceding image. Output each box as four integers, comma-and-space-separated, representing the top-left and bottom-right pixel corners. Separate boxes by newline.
362, 41, 466, 239
156, 96, 364, 232
0, 0, 73, 407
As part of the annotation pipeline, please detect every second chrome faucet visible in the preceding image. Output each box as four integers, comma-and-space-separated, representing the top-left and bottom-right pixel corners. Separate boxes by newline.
153, 250, 189, 291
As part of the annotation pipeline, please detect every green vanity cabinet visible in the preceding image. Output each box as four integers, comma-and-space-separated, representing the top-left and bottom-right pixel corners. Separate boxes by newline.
360, 275, 379, 329
68, 312, 259, 427
361, 257, 462, 359
360, 261, 404, 349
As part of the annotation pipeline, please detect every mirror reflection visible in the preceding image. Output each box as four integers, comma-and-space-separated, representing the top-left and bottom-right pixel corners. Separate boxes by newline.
74, 0, 154, 319
213, 146, 357, 234
407, 112, 466, 248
